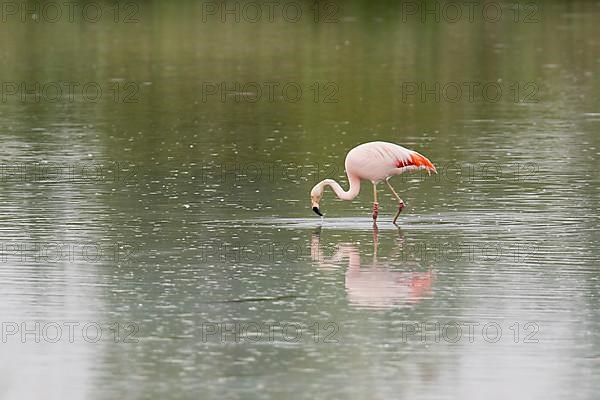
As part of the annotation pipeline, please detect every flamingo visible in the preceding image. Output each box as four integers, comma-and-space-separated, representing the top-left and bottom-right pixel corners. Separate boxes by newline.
310, 141, 436, 224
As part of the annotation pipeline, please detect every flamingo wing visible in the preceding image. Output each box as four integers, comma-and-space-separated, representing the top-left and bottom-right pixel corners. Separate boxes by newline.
393, 147, 437, 174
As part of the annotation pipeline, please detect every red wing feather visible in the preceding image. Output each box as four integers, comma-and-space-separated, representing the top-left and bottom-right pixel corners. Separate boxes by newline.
396, 152, 436, 172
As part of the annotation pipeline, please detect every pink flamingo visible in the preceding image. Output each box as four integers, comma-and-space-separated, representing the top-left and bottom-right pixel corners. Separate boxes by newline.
310, 141, 436, 224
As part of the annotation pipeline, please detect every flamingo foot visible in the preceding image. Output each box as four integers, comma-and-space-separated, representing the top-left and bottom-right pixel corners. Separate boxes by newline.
372, 202, 379, 221
392, 200, 406, 225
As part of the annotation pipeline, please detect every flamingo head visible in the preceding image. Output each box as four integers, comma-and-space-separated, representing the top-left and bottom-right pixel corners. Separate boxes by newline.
310, 185, 323, 216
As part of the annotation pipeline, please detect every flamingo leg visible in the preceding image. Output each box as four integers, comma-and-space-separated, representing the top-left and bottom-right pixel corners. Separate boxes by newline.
386, 179, 406, 225
372, 183, 379, 222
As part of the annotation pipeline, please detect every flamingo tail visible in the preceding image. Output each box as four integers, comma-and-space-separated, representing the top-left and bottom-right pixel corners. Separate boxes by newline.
395, 151, 437, 174
409, 152, 437, 174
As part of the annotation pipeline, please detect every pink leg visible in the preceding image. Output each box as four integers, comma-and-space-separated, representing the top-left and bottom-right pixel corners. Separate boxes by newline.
386, 179, 406, 225
371, 183, 379, 221
372, 202, 379, 221
392, 200, 406, 225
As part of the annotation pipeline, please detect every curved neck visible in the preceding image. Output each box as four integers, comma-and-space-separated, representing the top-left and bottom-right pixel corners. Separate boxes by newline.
320, 174, 361, 201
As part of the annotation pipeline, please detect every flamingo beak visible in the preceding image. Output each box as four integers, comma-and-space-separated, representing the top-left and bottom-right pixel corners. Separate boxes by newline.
310, 195, 323, 217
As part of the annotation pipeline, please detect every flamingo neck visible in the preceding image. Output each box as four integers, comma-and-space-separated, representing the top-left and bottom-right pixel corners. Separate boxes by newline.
320, 174, 361, 201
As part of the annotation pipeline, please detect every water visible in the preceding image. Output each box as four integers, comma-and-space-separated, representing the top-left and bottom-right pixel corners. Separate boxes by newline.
0, 1, 599, 398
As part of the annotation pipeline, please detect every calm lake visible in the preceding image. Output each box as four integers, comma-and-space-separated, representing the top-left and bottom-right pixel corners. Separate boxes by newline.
0, 0, 599, 399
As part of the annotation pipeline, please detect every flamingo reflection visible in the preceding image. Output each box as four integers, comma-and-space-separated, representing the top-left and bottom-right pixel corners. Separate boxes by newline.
311, 226, 433, 309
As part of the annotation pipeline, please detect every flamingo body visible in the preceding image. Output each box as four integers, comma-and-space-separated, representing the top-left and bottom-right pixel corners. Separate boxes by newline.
310, 141, 436, 223
345, 141, 435, 183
